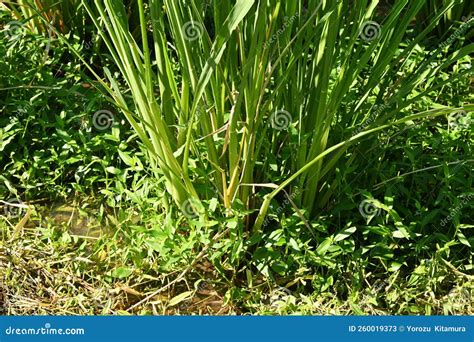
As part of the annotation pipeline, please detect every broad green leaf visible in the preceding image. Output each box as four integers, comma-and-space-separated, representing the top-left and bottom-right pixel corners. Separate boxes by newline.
334, 227, 357, 242
112, 267, 133, 279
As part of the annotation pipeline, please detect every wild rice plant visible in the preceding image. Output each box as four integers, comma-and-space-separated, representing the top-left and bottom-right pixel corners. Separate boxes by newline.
46, 0, 473, 231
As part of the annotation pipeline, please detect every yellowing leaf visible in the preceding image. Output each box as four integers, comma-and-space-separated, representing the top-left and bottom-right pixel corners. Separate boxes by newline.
168, 291, 194, 307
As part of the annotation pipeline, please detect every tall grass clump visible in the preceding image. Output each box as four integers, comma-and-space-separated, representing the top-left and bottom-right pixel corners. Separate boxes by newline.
48, 0, 471, 232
